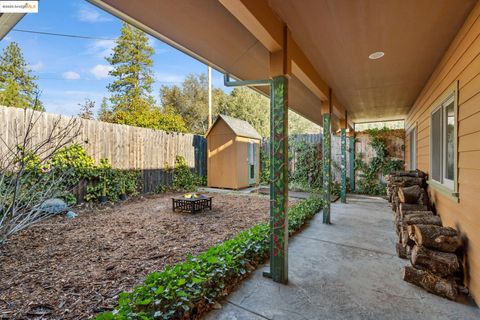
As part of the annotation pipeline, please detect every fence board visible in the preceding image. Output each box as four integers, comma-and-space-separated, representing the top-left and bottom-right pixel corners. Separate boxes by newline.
0, 106, 207, 192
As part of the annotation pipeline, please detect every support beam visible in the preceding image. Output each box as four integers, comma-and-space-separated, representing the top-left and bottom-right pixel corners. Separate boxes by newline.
269, 75, 289, 284
218, 0, 283, 52
219, 0, 330, 102
348, 131, 355, 192
321, 92, 332, 224
340, 118, 347, 203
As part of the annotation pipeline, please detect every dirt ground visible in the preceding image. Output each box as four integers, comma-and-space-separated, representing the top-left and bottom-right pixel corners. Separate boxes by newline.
0, 193, 276, 319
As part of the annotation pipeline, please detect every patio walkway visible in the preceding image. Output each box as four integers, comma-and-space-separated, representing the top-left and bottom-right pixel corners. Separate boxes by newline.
204, 194, 480, 320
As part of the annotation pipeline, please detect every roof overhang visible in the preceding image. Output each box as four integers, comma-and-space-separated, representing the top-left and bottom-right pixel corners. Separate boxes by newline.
0, 13, 25, 39
90, 0, 476, 126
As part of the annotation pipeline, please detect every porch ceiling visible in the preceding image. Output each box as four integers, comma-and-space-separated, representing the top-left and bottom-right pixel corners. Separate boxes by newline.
268, 0, 477, 122
90, 0, 476, 125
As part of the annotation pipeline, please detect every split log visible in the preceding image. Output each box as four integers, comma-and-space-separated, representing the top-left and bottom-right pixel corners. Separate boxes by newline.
399, 203, 428, 216
408, 225, 462, 253
396, 242, 408, 259
399, 210, 434, 220
391, 170, 427, 178
401, 226, 415, 248
411, 245, 460, 277
403, 213, 441, 226
390, 176, 425, 187
398, 185, 423, 204
402, 266, 457, 300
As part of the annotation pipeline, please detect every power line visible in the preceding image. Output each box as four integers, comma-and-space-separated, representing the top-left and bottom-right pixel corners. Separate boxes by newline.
12, 28, 152, 44
12, 28, 116, 41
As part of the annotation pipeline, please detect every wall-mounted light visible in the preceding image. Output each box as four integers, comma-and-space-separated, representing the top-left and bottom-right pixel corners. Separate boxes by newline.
368, 51, 385, 60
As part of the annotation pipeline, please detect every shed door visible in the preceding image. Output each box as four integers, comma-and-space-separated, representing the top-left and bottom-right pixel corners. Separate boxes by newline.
248, 141, 256, 185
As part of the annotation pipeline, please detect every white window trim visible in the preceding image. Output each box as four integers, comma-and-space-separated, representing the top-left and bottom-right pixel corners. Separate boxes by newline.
428, 81, 459, 200
407, 124, 417, 171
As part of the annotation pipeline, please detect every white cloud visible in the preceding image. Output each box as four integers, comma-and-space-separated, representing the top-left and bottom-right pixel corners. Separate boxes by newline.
62, 71, 81, 80
78, 5, 112, 23
89, 39, 116, 58
90, 64, 113, 79
29, 61, 44, 71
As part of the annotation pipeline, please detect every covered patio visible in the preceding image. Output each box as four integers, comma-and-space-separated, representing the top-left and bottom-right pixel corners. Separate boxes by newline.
205, 195, 480, 319
3, 0, 478, 316
79, 0, 480, 310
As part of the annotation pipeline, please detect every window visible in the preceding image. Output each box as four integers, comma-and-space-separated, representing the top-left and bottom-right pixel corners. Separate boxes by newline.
430, 90, 457, 192
408, 126, 417, 170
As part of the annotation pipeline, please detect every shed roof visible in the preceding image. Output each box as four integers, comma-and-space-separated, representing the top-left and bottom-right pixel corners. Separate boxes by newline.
206, 114, 262, 140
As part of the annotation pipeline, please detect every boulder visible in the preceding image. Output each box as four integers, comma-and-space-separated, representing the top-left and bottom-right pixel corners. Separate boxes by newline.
39, 198, 67, 214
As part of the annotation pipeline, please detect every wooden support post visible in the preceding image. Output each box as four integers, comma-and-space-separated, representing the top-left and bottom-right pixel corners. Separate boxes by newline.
349, 134, 355, 192
269, 75, 289, 284
322, 94, 332, 224
340, 128, 347, 203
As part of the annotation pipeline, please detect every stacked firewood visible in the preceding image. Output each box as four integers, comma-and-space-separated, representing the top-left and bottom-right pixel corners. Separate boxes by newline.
387, 170, 464, 301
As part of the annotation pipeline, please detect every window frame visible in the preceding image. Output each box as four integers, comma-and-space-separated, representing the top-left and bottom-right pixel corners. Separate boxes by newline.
428, 81, 459, 199
407, 124, 417, 170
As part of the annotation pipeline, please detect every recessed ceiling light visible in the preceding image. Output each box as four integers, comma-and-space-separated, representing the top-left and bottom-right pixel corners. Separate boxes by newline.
369, 51, 385, 60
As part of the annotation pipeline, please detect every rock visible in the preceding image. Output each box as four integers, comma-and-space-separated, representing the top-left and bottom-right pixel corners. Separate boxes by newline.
65, 211, 77, 219
212, 302, 222, 310
39, 198, 67, 214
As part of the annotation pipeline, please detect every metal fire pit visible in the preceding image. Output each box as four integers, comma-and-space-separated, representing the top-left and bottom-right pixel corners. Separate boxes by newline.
172, 194, 213, 214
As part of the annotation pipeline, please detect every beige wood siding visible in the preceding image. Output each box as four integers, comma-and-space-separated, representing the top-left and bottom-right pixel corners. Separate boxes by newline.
405, 2, 480, 302
207, 120, 238, 189
206, 118, 261, 189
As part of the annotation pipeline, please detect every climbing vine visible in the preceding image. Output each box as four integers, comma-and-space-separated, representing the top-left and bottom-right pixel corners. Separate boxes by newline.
355, 128, 404, 195
289, 141, 322, 191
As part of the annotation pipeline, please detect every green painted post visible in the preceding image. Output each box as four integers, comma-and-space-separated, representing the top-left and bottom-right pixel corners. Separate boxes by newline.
322, 113, 331, 224
349, 136, 355, 192
269, 75, 288, 284
340, 128, 347, 203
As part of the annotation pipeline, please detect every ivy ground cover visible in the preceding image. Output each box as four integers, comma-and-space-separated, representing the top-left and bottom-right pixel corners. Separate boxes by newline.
98, 196, 323, 320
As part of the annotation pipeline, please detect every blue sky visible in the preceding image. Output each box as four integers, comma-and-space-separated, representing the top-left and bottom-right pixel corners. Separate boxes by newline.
0, 0, 228, 116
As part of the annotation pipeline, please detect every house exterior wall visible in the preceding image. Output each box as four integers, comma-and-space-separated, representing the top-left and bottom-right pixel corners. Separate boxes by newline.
207, 119, 238, 189
405, 2, 480, 303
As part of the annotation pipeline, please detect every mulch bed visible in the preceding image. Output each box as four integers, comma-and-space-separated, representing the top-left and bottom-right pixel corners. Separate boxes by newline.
0, 193, 280, 319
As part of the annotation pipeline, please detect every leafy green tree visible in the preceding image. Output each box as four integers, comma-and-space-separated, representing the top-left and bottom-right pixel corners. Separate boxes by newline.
0, 42, 43, 110
218, 87, 270, 137
288, 110, 321, 134
160, 74, 211, 134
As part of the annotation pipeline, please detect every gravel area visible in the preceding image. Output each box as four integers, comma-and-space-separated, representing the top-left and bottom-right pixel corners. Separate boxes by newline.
0, 193, 274, 319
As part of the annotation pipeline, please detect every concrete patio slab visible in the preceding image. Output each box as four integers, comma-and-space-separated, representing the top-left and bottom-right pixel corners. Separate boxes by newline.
204, 194, 480, 320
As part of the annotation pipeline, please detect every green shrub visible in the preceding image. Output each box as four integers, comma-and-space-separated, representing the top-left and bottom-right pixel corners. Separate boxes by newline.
172, 156, 204, 192
97, 196, 323, 320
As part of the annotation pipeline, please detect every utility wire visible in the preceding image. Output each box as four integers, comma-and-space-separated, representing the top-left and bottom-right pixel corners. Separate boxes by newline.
12, 28, 115, 41
12, 28, 149, 44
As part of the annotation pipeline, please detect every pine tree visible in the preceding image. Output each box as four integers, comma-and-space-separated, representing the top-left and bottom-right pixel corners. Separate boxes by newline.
106, 22, 155, 109
0, 42, 43, 110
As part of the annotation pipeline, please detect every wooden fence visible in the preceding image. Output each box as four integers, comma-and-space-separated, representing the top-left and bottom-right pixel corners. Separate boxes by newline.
0, 106, 207, 192
261, 131, 405, 186
261, 134, 352, 182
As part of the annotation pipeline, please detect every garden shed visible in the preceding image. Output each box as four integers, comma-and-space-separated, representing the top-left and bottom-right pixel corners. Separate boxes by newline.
206, 114, 261, 189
